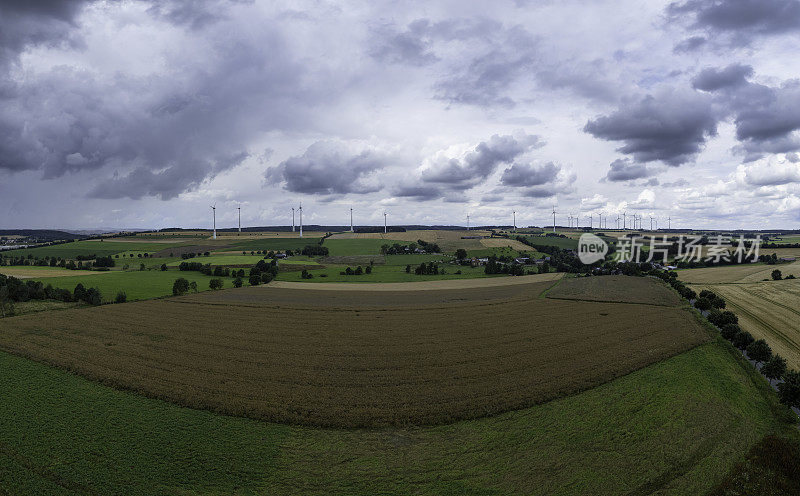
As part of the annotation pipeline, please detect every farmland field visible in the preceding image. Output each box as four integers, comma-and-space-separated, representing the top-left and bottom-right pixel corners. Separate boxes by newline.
0, 278, 708, 428
547, 275, 684, 306
166, 254, 272, 267
678, 261, 800, 283
275, 262, 493, 282
0, 334, 793, 494
21, 270, 220, 302
0, 266, 101, 278
3, 240, 189, 259
688, 280, 800, 370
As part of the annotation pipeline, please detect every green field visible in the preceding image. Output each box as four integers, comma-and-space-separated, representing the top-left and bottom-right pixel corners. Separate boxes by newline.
167, 254, 268, 267
518, 235, 579, 250
229, 237, 322, 252
276, 263, 517, 283
322, 238, 389, 256
26, 270, 220, 302
3, 240, 188, 259
0, 338, 794, 494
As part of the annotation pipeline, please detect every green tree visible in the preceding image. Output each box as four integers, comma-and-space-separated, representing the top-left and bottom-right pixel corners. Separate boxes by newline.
772, 269, 783, 280
189, 281, 198, 293
455, 248, 468, 260
746, 339, 772, 364
114, 291, 127, 304
233, 277, 243, 288
209, 278, 223, 290
0, 286, 13, 318
733, 330, 755, 350
160, 263, 167, 271
720, 324, 741, 341
777, 370, 800, 408
762, 355, 787, 384
172, 277, 190, 295
694, 297, 711, 311
249, 274, 261, 286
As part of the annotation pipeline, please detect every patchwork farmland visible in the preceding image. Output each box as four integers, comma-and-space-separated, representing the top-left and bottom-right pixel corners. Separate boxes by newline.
1, 230, 799, 494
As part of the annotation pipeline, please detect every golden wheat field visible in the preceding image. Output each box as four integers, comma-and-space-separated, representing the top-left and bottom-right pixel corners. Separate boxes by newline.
689, 280, 800, 369
0, 278, 707, 428
678, 261, 800, 284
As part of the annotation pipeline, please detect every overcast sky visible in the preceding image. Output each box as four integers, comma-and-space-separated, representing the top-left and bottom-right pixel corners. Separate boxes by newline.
2, 0, 800, 230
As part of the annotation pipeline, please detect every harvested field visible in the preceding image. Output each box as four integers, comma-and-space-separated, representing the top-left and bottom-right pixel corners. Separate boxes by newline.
689, 281, 800, 369
678, 261, 800, 284
479, 238, 531, 251
329, 230, 490, 251
0, 279, 708, 428
0, 266, 102, 278
547, 275, 684, 306
268, 272, 562, 291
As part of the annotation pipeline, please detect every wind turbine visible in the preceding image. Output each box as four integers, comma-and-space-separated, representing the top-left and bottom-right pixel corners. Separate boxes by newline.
623, 211, 627, 230
552, 205, 557, 233
383, 212, 387, 234
298, 204, 303, 238
292, 207, 295, 232
237, 205, 241, 234
668, 216, 671, 230
350, 207, 354, 232
211, 204, 217, 240
650, 216, 653, 231
597, 213, 602, 230
616, 214, 620, 230
589, 213, 593, 230
467, 214, 470, 231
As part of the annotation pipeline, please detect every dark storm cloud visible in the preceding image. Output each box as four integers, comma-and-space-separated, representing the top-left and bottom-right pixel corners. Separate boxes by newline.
422, 134, 543, 190
603, 158, 655, 181
668, 0, 800, 45
694, 66, 800, 160
500, 162, 560, 187
583, 90, 718, 166
0, 0, 89, 68
692, 63, 753, 91
0, 7, 335, 200
393, 185, 443, 201
266, 141, 388, 195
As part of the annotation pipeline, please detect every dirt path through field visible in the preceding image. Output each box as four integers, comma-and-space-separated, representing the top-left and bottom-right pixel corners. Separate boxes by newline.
266, 272, 563, 291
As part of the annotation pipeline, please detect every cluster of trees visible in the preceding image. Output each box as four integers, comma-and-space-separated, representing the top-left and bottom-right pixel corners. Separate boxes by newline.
0, 274, 107, 316
301, 245, 329, 257
0, 254, 104, 271
484, 256, 525, 276
248, 259, 278, 286
693, 289, 726, 311
416, 239, 441, 253
177, 261, 247, 278
180, 252, 210, 259
114, 253, 153, 259
339, 265, 372, 276
771, 269, 796, 280
382, 240, 442, 255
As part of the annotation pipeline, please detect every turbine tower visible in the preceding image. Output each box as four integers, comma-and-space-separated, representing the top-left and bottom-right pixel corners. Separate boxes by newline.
237, 205, 241, 234
210, 204, 217, 240
650, 216, 653, 231
589, 213, 593, 230
292, 207, 295, 232
552, 205, 557, 233
623, 211, 627, 230
668, 216, 671, 230
350, 207, 354, 232
467, 214, 470, 231
298, 204, 303, 238
383, 212, 387, 234
512, 210, 516, 233
616, 214, 620, 230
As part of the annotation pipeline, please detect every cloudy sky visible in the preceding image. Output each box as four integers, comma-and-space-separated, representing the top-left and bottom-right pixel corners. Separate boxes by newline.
2, 0, 800, 230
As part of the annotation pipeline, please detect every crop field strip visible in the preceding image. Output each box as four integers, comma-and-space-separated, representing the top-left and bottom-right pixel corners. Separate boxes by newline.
0, 279, 708, 428
546, 275, 685, 306
689, 281, 800, 369
678, 261, 800, 284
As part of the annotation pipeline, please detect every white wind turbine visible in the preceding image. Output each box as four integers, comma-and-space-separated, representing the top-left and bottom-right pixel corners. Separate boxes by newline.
552, 205, 557, 233
237, 205, 241, 234
211, 204, 217, 240
298, 204, 303, 238
291, 207, 295, 232
350, 207, 354, 232
383, 211, 387, 234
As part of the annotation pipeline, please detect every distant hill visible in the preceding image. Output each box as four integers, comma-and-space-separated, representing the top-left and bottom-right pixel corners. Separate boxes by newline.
0, 229, 87, 242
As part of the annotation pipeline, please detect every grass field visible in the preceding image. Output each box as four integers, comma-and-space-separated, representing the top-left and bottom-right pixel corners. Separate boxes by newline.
322, 238, 389, 255
0, 266, 101, 278
0, 337, 794, 494
23, 270, 220, 302
689, 280, 800, 369
166, 254, 269, 267
229, 237, 322, 252
3, 240, 189, 259
0, 278, 708, 428
547, 275, 684, 306
518, 235, 579, 249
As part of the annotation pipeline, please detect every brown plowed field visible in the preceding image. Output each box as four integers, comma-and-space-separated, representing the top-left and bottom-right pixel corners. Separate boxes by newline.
0, 278, 707, 428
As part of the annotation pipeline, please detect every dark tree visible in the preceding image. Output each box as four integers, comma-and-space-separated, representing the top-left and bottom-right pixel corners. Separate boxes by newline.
233, 277, 243, 288
720, 324, 741, 341
733, 330, 755, 350
772, 269, 783, 280
209, 278, 223, 290
365, 265, 372, 274
777, 370, 800, 408
160, 264, 167, 271
189, 281, 198, 293
114, 291, 127, 304
455, 249, 468, 260
172, 277, 190, 295
694, 297, 711, 311
746, 339, 772, 364
762, 355, 787, 384
249, 274, 261, 286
